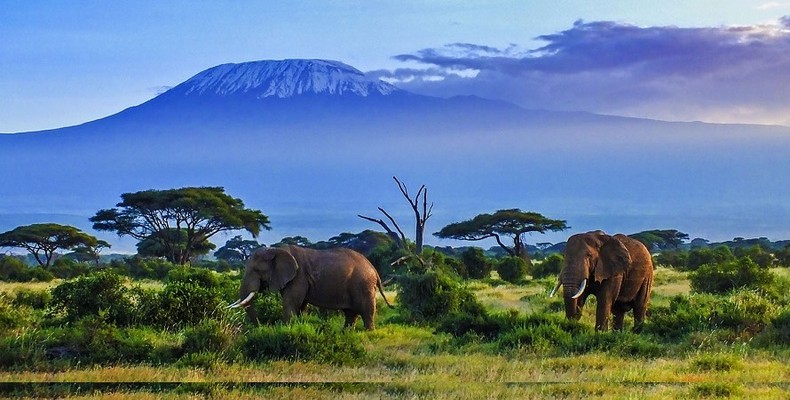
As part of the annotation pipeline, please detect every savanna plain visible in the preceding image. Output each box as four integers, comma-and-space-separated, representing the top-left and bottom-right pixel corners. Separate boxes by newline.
0, 253, 788, 399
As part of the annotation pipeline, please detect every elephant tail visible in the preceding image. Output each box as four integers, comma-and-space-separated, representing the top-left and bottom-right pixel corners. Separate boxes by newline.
376, 273, 395, 308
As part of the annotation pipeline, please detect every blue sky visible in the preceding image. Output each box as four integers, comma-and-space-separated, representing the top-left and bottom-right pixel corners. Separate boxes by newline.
2, 1, 790, 132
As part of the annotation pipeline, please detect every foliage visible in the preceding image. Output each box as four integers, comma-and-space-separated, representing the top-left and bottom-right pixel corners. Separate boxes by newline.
239, 320, 365, 365
0, 223, 103, 268
113, 256, 176, 280
397, 267, 485, 322
643, 289, 778, 340
91, 186, 270, 264
733, 245, 775, 268
181, 319, 236, 355
138, 267, 236, 330
496, 256, 529, 283
214, 235, 260, 263
137, 228, 216, 262
653, 250, 687, 269
49, 257, 92, 279
12, 288, 52, 309
689, 258, 775, 294
685, 246, 736, 271
529, 253, 563, 279
434, 208, 567, 260
775, 245, 790, 267
628, 229, 688, 251
460, 247, 494, 279
49, 271, 134, 326
0, 255, 54, 282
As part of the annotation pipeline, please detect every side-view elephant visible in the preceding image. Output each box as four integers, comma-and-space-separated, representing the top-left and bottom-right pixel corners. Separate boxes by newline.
550, 230, 653, 331
228, 245, 393, 330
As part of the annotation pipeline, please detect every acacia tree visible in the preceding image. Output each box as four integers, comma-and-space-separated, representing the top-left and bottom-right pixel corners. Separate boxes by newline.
214, 235, 261, 263
137, 229, 216, 263
434, 209, 567, 261
91, 187, 270, 265
0, 223, 105, 267
629, 229, 689, 251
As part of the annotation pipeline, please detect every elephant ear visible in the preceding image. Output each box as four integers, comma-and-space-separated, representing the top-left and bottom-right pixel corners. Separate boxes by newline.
264, 248, 299, 291
595, 237, 632, 282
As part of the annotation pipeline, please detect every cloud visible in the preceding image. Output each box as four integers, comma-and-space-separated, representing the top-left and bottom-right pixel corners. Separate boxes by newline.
380, 17, 790, 125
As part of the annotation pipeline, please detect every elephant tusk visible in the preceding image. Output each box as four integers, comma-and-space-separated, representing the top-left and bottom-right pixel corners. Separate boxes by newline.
549, 279, 561, 298
226, 299, 242, 309
233, 291, 257, 308
571, 279, 587, 299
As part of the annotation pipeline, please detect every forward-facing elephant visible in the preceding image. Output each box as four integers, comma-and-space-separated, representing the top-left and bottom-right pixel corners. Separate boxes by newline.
550, 231, 653, 331
228, 245, 392, 330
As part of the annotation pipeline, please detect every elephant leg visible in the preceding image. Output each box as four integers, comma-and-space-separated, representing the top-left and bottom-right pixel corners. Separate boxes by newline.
281, 292, 304, 323
611, 301, 631, 331
632, 280, 652, 333
359, 297, 376, 331
595, 279, 622, 331
343, 310, 359, 329
612, 311, 625, 331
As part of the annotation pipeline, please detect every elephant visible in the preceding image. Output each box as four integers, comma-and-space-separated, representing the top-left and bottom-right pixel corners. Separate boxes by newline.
228, 245, 393, 330
550, 231, 653, 331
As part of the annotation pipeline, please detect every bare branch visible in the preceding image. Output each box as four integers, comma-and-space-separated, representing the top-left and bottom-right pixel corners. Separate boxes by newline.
358, 214, 404, 249
378, 207, 408, 246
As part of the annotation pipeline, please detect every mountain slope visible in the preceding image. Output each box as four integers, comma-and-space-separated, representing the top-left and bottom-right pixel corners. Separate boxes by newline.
1, 58, 789, 249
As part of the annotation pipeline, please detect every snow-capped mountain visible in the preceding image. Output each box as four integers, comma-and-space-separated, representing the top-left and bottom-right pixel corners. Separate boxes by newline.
172, 59, 400, 98
1, 58, 789, 250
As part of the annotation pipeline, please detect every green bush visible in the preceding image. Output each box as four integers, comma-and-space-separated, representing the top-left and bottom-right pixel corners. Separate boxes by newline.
734, 245, 775, 268
12, 288, 52, 309
460, 248, 494, 279
644, 290, 778, 340
135, 266, 237, 330
181, 319, 235, 355
530, 253, 563, 279
0, 256, 54, 282
50, 258, 91, 279
654, 250, 688, 269
240, 320, 364, 365
122, 257, 176, 280
0, 294, 26, 332
48, 316, 154, 365
685, 246, 735, 271
496, 256, 528, 283
248, 291, 285, 325
690, 258, 774, 294
49, 271, 134, 326
397, 269, 484, 322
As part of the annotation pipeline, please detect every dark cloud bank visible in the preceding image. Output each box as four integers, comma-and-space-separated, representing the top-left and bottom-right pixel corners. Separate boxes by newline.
373, 17, 790, 125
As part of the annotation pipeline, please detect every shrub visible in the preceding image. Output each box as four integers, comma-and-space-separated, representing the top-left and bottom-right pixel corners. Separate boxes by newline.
239, 320, 364, 365
654, 250, 688, 269
461, 248, 494, 279
0, 256, 54, 282
496, 257, 528, 283
148, 281, 224, 330
49, 271, 134, 326
123, 257, 176, 280
248, 291, 285, 325
690, 258, 774, 294
530, 253, 563, 279
644, 290, 777, 340
49, 258, 91, 279
48, 315, 154, 364
685, 246, 735, 271
181, 319, 236, 355
0, 294, 26, 331
734, 245, 775, 268
12, 288, 52, 309
397, 269, 484, 322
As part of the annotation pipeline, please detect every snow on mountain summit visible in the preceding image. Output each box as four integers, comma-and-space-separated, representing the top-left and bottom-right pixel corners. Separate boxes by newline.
177, 59, 400, 98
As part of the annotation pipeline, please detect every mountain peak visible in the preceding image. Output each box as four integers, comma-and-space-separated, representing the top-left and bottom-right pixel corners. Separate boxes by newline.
173, 59, 400, 98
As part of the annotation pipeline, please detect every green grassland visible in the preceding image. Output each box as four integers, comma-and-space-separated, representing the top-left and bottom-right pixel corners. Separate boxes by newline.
0, 267, 787, 399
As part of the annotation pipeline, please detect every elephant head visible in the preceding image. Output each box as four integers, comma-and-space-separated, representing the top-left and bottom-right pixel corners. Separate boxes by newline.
228, 247, 299, 309
550, 231, 631, 320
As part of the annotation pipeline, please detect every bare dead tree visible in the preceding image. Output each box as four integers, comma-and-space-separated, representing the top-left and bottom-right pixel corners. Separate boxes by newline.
358, 176, 433, 254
